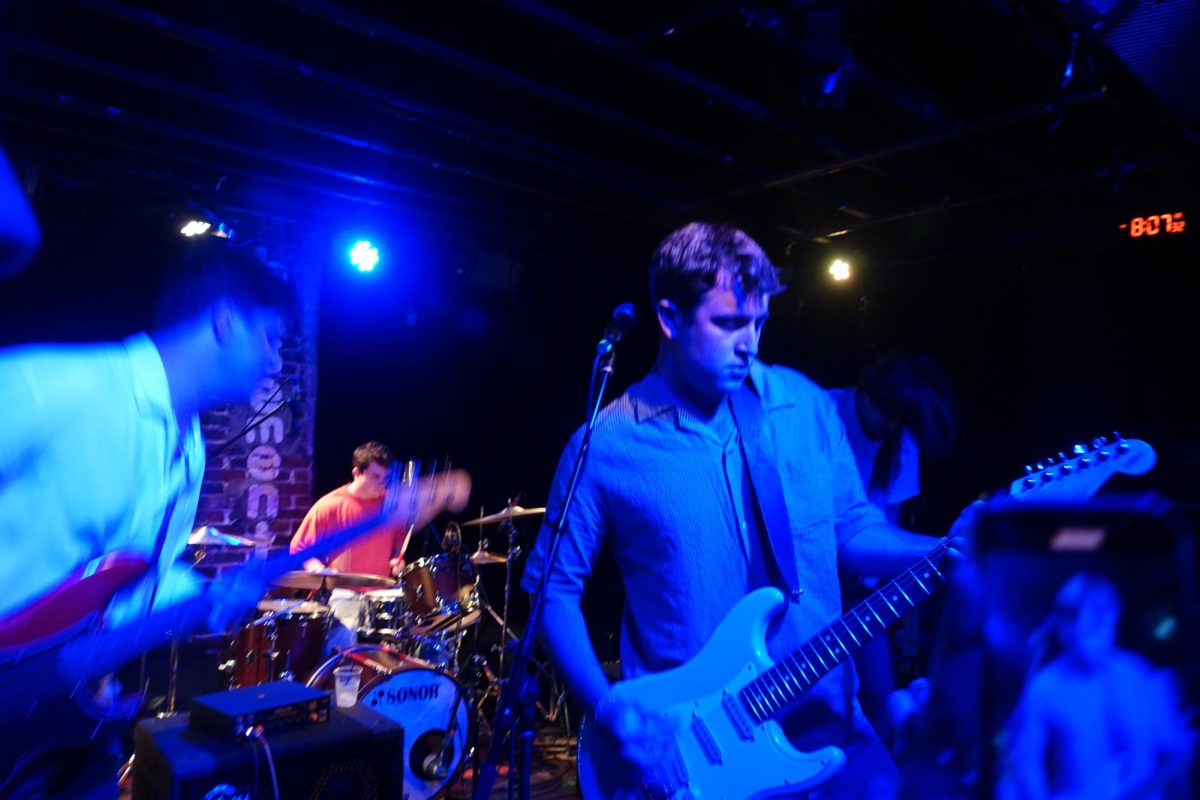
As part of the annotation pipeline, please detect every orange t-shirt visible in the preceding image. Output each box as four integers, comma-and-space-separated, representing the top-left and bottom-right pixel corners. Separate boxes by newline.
288, 485, 407, 578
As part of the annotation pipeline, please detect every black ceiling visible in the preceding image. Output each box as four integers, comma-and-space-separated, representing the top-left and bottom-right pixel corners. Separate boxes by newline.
2, 0, 1196, 278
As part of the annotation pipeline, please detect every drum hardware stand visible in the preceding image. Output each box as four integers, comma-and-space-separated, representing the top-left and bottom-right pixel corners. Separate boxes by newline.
472, 343, 619, 800
157, 538, 217, 716
497, 516, 521, 678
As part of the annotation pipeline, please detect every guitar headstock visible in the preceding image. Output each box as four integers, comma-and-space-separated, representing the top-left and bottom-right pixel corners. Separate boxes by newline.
1008, 433, 1156, 503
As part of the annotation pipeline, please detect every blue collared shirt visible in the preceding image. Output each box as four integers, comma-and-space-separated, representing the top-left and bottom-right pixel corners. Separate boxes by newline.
523, 361, 885, 723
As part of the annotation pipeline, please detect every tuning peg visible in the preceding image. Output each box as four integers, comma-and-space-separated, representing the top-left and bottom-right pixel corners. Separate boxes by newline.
1025, 465, 1035, 475
1111, 430, 1122, 441
1036, 461, 1046, 471
1117, 440, 1130, 454
1079, 457, 1092, 469
1073, 443, 1088, 455
1042, 470, 1055, 482
1097, 449, 1111, 461
1045, 455, 1056, 466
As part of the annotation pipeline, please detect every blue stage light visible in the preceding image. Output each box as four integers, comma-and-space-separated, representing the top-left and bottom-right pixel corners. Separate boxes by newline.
349, 240, 379, 272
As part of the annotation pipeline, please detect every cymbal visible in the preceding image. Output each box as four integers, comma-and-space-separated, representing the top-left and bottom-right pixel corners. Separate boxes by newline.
272, 569, 395, 590
461, 505, 546, 526
188, 526, 255, 547
469, 550, 507, 566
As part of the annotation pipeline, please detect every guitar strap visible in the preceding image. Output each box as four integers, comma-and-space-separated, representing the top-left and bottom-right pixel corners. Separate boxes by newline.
142, 496, 178, 614
729, 380, 801, 599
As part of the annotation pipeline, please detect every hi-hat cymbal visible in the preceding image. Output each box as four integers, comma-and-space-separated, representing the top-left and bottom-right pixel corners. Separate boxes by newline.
272, 569, 395, 590
469, 550, 508, 566
461, 505, 546, 526
188, 526, 256, 547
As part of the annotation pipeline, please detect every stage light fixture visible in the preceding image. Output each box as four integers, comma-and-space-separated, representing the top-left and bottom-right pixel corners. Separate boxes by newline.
829, 258, 851, 281
350, 240, 379, 272
180, 220, 211, 237
179, 219, 233, 238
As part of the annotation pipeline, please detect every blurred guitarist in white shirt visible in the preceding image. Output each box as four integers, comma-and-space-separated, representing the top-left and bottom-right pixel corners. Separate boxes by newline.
0, 241, 294, 798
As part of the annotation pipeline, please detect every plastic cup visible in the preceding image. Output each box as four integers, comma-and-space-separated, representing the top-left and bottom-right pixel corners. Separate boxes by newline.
332, 664, 362, 708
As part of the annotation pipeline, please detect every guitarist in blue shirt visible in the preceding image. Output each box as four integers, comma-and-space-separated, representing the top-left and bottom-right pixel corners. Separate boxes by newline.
523, 222, 970, 799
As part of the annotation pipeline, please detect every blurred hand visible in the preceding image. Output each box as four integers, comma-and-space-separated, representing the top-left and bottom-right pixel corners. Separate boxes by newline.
945, 498, 985, 561
594, 690, 684, 778
386, 468, 472, 531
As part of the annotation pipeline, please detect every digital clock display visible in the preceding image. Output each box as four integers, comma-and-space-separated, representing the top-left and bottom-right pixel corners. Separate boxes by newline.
1118, 212, 1186, 237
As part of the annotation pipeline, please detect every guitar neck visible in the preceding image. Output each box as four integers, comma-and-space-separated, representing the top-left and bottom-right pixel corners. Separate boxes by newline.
734, 436, 1156, 724
737, 540, 953, 724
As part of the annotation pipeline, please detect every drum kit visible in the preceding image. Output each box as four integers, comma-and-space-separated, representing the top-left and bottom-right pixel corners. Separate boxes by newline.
181, 500, 546, 800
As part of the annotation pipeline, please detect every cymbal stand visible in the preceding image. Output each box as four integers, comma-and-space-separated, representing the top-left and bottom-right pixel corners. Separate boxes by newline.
157, 542, 211, 716
471, 345, 618, 800
497, 513, 521, 677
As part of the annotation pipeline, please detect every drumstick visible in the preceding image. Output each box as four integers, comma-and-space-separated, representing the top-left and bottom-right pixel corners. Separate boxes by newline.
344, 650, 395, 676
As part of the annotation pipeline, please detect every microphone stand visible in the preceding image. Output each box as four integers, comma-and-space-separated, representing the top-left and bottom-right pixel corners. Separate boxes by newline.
472, 345, 618, 800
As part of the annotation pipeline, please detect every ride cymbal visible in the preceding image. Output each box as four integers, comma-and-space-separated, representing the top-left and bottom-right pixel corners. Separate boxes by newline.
272, 569, 395, 590
460, 505, 546, 526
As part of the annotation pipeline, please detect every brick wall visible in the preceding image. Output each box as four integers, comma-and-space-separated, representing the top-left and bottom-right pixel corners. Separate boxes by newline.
192, 230, 320, 578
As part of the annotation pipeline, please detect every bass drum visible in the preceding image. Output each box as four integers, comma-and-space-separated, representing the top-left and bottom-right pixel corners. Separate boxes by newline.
307, 645, 471, 800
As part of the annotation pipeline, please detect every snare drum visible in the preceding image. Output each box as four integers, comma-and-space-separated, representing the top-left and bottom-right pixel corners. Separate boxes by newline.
307, 645, 471, 800
401, 553, 480, 634
224, 600, 331, 687
359, 588, 412, 638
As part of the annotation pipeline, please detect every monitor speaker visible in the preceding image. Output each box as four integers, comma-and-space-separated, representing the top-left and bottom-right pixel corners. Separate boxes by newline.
131, 705, 404, 800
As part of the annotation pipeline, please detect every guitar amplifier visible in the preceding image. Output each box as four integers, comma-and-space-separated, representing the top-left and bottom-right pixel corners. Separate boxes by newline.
132, 705, 405, 800
189, 681, 330, 740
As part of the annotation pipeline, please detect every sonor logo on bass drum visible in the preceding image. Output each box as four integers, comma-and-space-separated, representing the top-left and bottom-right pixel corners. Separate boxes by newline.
375, 683, 441, 704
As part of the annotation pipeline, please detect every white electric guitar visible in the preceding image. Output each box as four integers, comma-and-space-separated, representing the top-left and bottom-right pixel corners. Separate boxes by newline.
577, 436, 1156, 799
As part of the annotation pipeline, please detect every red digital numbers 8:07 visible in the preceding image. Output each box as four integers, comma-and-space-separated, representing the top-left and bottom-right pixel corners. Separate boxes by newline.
1119, 212, 1186, 237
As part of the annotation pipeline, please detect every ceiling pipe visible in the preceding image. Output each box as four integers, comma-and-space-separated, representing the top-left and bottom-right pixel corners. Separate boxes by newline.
0, 80, 673, 241
502, 0, 856, 156
620, 7, 725, 50
0, 111, 655, 263
694, 88, 1106, 209
75, 0, 688, 206
500, 0, 945, 197
0, 33, 675, 217
788, 156, 1167, 244
274, 0, 737, 168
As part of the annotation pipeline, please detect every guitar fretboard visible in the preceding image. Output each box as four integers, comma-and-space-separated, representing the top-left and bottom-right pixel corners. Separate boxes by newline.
738, 540, 952, 724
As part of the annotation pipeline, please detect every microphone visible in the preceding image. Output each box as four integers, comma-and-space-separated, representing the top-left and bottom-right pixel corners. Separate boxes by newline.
596, 302, 637, 355
422, 752, 449, 780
